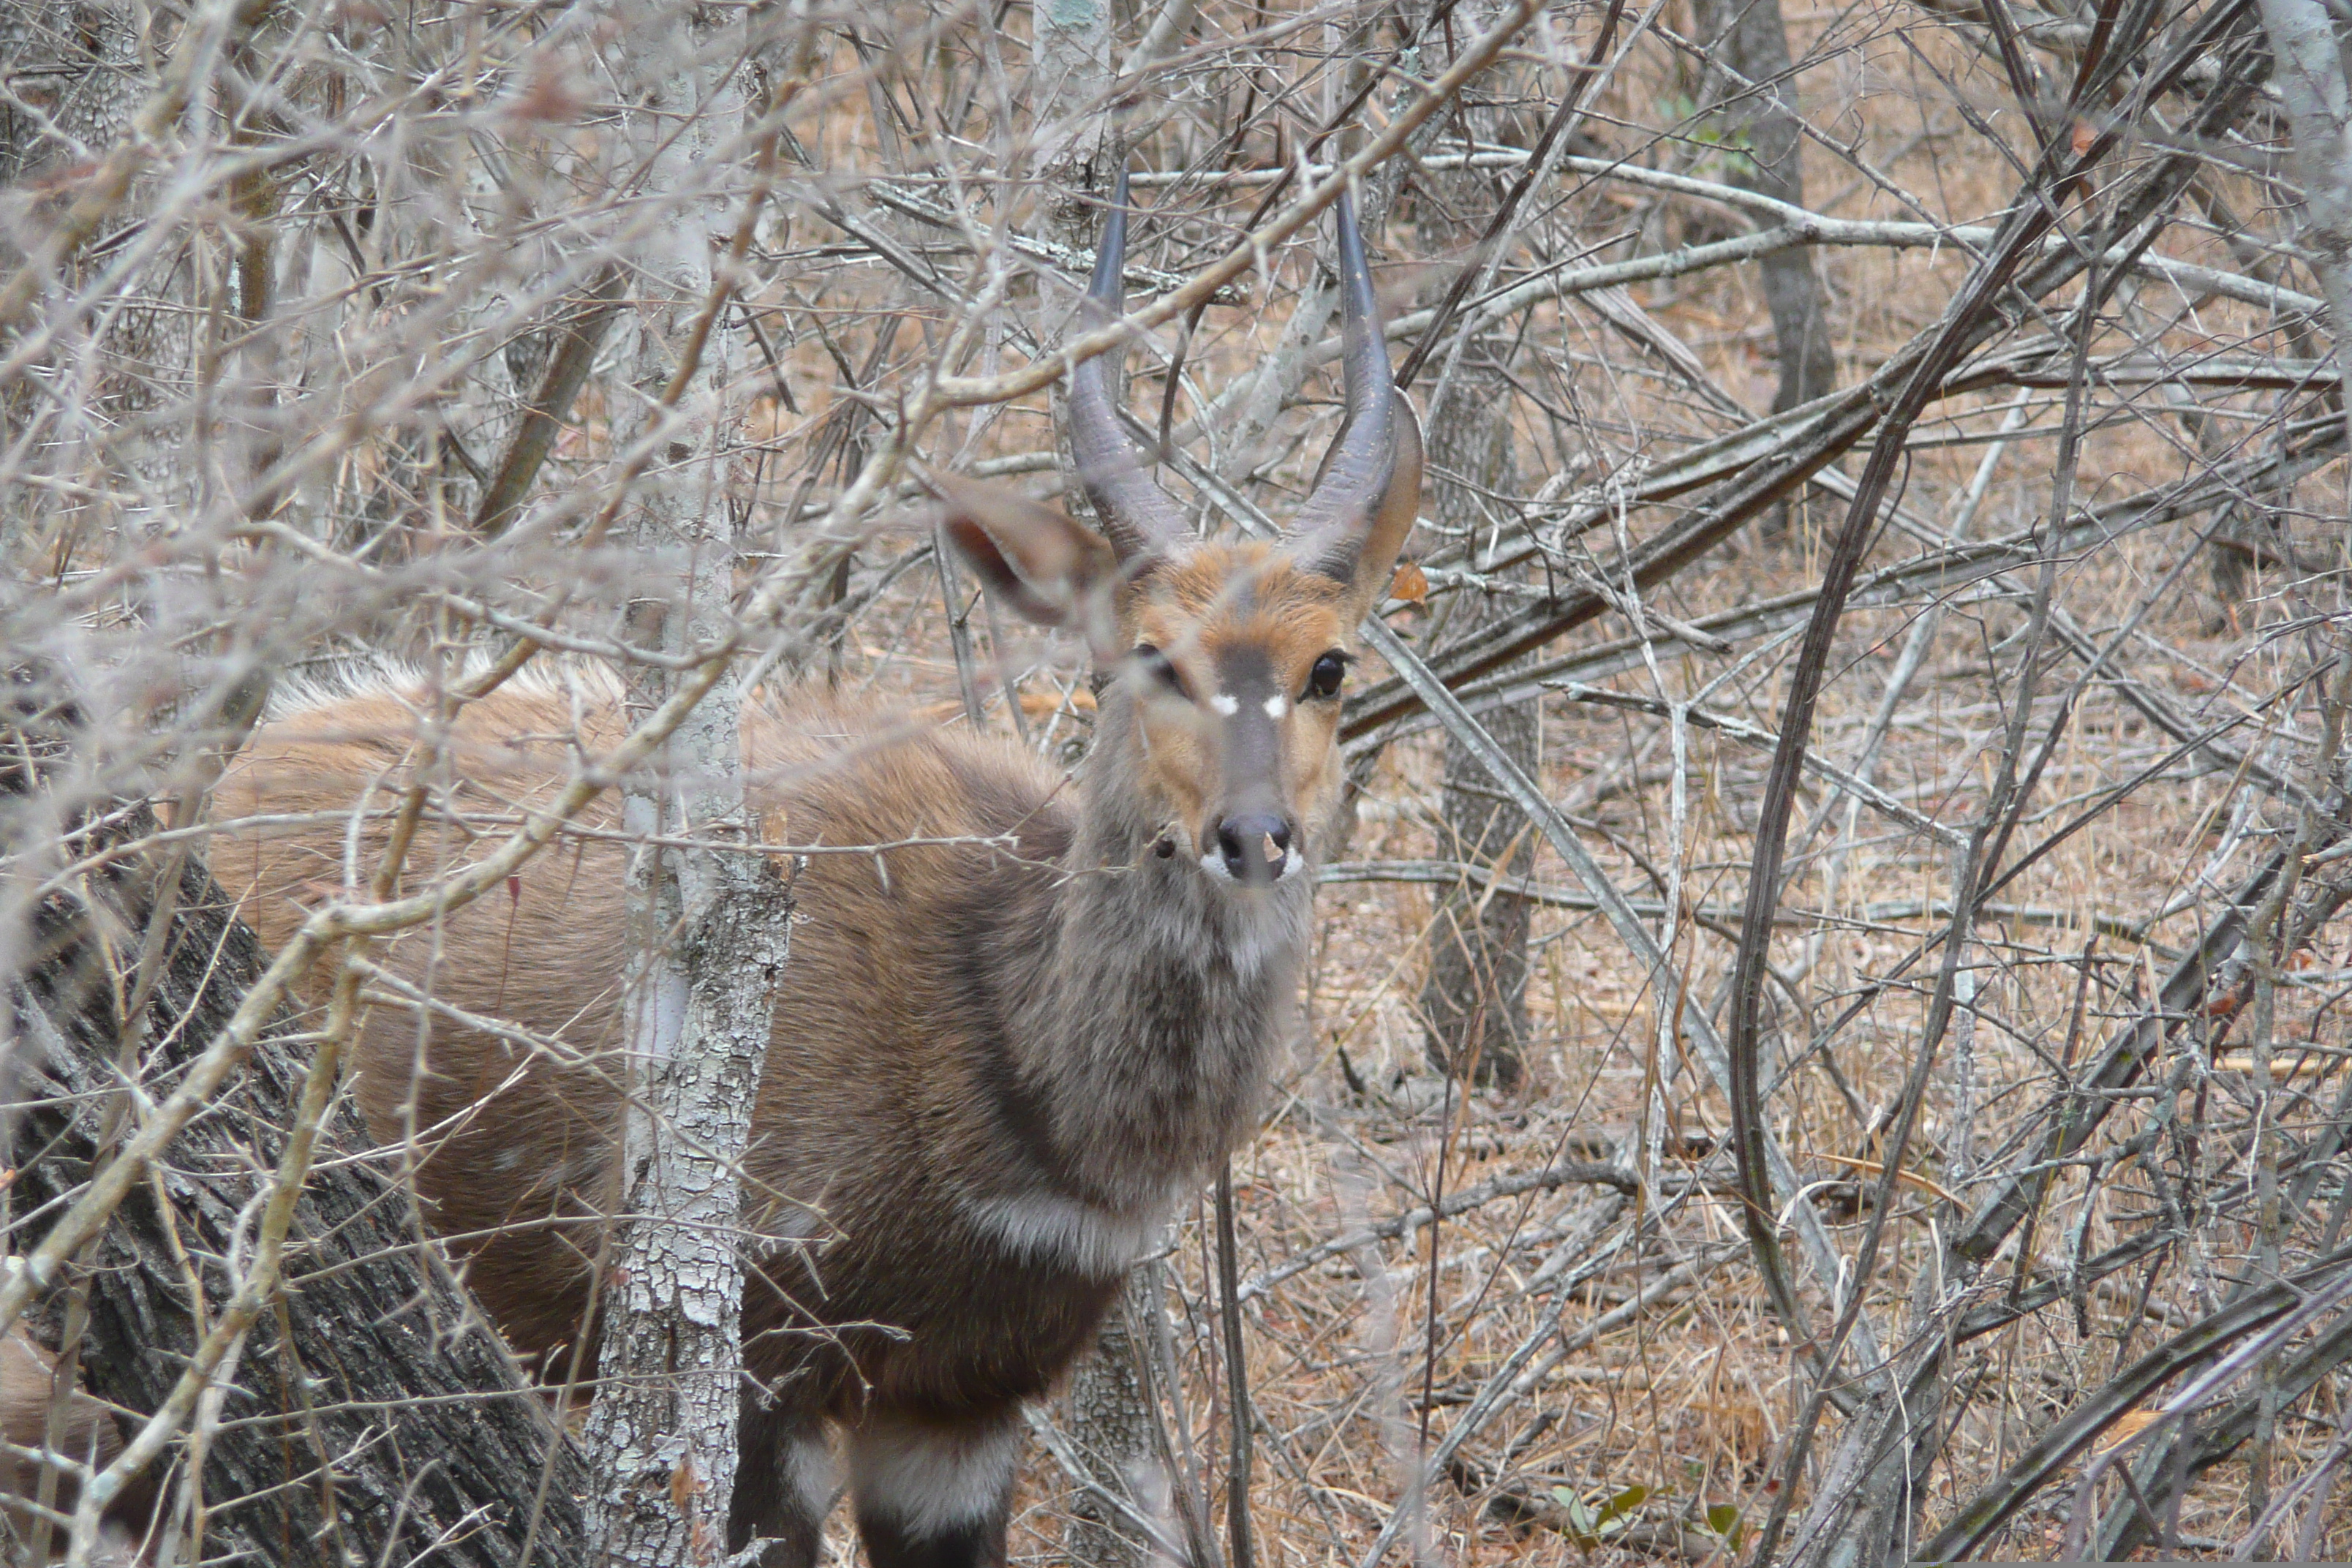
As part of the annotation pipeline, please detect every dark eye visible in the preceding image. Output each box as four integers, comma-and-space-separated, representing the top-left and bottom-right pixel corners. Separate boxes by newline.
1304, 651, 1349, 700
1133, 644, 1189, 698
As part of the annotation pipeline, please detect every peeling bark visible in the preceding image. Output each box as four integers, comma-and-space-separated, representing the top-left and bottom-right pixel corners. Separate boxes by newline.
1064, 1264, 1174, 1568
581, 7, 786, 1563
587, 840, 793, 1566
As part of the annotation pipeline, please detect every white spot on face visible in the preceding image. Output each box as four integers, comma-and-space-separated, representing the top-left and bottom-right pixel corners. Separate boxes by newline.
1204, 841, 1298, 889
1201, 847, 1302, 885
1263, 694, 1286, 719
850, 1412, 1022, 1538
1210, 692, 1239, 716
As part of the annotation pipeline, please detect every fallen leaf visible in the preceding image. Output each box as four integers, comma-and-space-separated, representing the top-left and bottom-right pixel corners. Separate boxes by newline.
1801, 1150, 1962, 1207
1389, 560, 1428, 607
505, 61, 583, 124
1019, 688, 1093, 718
2216, 1053, 2337, 1079
2092, 1409, 2163, 1457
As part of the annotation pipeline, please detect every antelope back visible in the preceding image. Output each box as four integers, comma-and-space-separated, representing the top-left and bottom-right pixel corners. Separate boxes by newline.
211, 673, 1071, 1354
0, 1327, 135, 1563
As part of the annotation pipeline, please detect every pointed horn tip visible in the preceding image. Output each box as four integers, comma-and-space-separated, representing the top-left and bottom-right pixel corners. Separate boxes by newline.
1088, 167, 1133, 304
1333, 183, 1378, 313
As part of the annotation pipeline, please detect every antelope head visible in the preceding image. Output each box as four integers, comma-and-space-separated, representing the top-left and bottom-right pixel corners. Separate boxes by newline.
942, 170, 1422, 889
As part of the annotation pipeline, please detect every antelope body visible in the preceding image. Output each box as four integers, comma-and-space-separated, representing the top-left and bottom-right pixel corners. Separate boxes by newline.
207, 179, 1421, 1568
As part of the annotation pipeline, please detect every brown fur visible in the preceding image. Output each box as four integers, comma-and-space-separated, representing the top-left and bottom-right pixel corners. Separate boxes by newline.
6, 177, 1424, 1568
0, 1327, 129, 1562
202, 525, 1412, 1562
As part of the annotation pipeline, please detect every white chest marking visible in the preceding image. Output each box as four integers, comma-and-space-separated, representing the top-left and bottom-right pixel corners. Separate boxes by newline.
850, 1415, 1022, 1537
785, 1431, 840, 1523
962, 1191, 1161, 1276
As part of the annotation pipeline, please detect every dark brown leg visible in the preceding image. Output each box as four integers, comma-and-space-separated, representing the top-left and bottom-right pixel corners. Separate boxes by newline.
847, 1407, 1017, 1568
731, 1396, 834, 1568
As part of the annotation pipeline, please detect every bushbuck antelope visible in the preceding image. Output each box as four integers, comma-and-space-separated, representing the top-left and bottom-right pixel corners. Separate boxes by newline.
202, 176, 1421, 1568
0, 1327, 129, 1561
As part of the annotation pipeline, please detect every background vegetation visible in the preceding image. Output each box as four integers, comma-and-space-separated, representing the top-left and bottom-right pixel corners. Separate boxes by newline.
4, 0, 2351, 1558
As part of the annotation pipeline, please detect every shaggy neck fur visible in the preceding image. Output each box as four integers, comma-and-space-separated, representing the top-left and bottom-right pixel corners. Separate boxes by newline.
991, 690, 1313, 1224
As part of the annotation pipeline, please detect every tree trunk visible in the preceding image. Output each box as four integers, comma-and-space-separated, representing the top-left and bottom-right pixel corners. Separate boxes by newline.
6, 823, 593, 1567
1063, 1263, 1182, 1568
2226, 0, 2352, 1541
581, 10, 787, 1564
1691, 0, 1836, 420
1413, 12, 1534, 1089
0, 0, 195, 559
1417, 368, 1533, 1088
2254, 0, 2352, 453
1025, 8, 1174, 1566
1778, 1278, 1953, 1568
0, 0, 144, 189
587, 834, 793, 1564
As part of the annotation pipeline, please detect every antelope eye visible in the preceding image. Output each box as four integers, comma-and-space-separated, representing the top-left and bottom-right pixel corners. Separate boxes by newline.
1304, 650, 1349, 700
1133, 644, 1188, 698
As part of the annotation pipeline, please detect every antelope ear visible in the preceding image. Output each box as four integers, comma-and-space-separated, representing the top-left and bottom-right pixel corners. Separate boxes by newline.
933, 473, 1122, 656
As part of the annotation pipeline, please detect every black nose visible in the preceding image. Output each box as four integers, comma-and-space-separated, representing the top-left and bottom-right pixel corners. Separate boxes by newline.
1215, 813, 1293, 883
